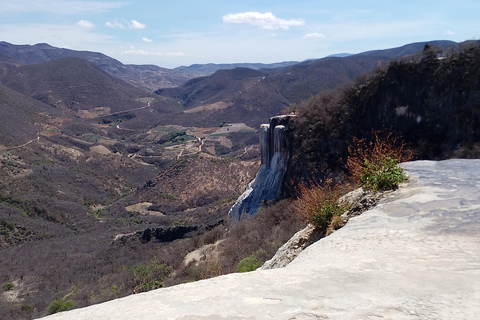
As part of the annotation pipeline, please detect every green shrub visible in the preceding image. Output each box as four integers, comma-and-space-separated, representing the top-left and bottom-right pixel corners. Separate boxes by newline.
2, 282, 13, 291
360, 156, 406, 191
347, 130, 411, 191
236, 256, 263, 273
132, 261, 173, 293
48, 299, 75, 314
236, 249, 266, 273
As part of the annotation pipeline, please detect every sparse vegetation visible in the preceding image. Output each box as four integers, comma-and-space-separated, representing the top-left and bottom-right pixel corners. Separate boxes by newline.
3, 281, 14, 291
236, 250, 265, 272
294, 180, 349, 233
293, 130, 410, 234
47, 299, 75, 315
347, 131, 411, 191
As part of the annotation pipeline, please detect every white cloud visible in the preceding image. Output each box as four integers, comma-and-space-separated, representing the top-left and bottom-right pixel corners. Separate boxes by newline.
303, 32, 326, 39
444, 30, 454, 35
106, 19, 125, 29
222, 12, 305, 31
142, 37, 153, 43
77, 20, 95, 28
129, 20, 146, 29
121, 49, 187, 57
106, 19, 146, 29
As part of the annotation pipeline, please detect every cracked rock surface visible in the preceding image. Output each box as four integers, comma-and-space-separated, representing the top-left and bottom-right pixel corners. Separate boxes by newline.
42, 160, 480, 320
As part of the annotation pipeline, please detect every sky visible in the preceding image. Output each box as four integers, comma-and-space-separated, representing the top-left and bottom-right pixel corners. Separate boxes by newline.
0, 0, 478, 68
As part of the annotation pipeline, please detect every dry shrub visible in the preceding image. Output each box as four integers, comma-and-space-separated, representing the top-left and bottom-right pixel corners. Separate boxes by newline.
346, 130, 412, 191
293, 180, 349, 233
327, 214, 346, 234
218, 199, 304, 273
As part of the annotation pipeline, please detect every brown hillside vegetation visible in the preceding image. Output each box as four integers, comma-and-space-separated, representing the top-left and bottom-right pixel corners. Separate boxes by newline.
0, 42, 299, 91
284, 41, 480, 188
155, 41, 457, 128
0, 57, 151, 113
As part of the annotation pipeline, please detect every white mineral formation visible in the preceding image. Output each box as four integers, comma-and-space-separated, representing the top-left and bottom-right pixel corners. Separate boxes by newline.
228, 115, 293, 219
42, 159, 480, 320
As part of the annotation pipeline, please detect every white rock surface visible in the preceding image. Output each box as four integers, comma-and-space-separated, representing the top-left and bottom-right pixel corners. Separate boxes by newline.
41, 160, 480, 320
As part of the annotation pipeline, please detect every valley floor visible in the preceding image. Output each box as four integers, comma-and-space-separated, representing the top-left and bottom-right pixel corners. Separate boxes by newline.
38, 159, 480, 320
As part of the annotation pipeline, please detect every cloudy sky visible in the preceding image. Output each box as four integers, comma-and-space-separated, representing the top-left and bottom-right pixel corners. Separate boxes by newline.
0, 0, 478, 68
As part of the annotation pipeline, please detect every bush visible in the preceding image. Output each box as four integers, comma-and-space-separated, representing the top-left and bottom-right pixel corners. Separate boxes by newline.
47, 299, 75, 315
294, 180, 348, 233
347, 130, 411, 191
236, 250, 265, 272
132, 261, 173, 293
2, 282, 13, 291
360, 156, 406, 192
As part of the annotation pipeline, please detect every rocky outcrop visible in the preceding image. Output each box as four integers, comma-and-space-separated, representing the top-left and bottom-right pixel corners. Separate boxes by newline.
228, 115, 294, 220
260, 224, 321, 270
261, 187, 384, 270
113, 225, 198, 244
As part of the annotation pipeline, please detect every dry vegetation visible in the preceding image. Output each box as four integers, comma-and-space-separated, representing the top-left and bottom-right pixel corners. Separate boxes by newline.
346, 130, 412, 191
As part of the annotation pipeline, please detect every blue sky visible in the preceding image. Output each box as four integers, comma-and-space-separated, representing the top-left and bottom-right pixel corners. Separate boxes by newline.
0, 0, 478, 68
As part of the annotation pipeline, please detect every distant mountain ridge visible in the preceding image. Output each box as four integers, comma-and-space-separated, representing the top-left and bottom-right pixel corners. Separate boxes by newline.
0, 40, 460, 129
0, 42, 299, 90
154, 40, 458, 127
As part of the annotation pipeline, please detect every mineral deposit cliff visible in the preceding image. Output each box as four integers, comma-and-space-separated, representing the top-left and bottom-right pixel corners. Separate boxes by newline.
228, 115, 294, 219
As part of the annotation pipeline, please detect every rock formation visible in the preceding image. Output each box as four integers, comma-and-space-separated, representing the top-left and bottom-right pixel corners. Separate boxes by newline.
228, 115, 294, 220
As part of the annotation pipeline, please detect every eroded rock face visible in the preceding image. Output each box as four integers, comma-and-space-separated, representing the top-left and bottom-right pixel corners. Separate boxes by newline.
261, 187, 385, 270
228, 115, 294, 219
260, 224, 321, 270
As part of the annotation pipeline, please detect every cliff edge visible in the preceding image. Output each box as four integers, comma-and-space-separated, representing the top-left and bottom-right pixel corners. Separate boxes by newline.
40, 159, 480, 320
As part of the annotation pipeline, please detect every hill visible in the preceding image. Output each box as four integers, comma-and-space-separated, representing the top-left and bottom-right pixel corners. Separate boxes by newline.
0, 42, 190, 90
0, 42, 299, 90
0, 57, 154, 113
283, 41, 480, 190
155, 41, 457, 128
0, 82, 64, 146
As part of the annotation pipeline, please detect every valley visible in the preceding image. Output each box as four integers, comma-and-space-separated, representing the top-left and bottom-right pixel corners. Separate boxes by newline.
1, 39, 479, 319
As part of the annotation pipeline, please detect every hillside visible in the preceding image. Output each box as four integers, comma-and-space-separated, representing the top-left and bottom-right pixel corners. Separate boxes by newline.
0, 49, 262, 319
0, 57, 152, 113
0, 83, 64, 146
284, 41, 480, 189
0, 42, 299, 90
0, 42, 193, 90
155, 41, 457, 128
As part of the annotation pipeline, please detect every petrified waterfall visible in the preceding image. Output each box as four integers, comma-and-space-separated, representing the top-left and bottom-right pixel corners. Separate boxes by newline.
228, 115, 293, 220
